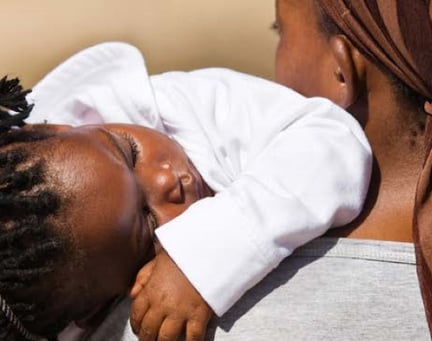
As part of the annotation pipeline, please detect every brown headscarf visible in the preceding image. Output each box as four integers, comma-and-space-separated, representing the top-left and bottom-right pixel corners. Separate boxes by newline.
318, 0, 432, 333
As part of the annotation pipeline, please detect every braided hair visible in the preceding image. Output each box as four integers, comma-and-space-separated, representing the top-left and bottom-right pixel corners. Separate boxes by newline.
0, 76, 76, 340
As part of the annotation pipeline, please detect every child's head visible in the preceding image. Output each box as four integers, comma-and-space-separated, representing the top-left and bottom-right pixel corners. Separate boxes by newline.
0, 77, 212, 340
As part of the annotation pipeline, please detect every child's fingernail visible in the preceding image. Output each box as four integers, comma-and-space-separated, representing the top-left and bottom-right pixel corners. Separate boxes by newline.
129, 285, 138, 298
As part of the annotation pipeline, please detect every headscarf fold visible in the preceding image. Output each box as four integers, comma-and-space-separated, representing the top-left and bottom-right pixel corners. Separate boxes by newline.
318, 0, 432, 334
318, 0, 432, 101
414, 139, 432, 334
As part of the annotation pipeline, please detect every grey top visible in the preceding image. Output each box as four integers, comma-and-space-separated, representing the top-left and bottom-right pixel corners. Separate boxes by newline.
84, 238, 429, 341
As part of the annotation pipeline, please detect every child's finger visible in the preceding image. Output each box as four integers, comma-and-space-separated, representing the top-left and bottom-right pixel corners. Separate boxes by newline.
185, 317, 210, 341
130, 296, 150, 335
138, 309, 165, 341
158, 316, 185, 341
130, 261, 155, 298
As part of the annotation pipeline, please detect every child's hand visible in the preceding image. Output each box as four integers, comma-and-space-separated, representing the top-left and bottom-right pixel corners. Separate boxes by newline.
130, 248, 213, 341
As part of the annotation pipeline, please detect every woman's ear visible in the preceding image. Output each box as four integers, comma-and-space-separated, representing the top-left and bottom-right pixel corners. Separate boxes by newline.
328, 34, 366, 108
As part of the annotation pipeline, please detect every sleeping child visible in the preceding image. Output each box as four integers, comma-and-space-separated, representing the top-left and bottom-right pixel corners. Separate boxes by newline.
0, 42, 371, 340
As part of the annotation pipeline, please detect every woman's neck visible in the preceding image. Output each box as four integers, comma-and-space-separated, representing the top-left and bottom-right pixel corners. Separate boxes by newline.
327, 82, 425, 242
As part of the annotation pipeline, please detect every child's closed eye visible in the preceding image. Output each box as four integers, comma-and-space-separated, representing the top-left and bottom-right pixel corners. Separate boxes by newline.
121, 133, 140, 166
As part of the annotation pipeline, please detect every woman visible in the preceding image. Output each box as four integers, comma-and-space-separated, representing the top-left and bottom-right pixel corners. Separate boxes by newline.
273, 0, 432, 336
92, 1, 432, 339
136, 0, 432, 339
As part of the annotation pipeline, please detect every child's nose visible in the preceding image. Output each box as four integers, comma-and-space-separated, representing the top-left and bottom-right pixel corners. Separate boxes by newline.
156, 162, 192, 204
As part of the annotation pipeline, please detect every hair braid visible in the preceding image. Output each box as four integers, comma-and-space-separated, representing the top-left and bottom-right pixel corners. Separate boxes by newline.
0, 76, 73, 340
0, 76, 33, 134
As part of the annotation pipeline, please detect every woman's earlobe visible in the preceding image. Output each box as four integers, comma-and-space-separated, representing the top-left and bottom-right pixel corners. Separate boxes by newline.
329, 35, 366, 108
334, 68, 345, 83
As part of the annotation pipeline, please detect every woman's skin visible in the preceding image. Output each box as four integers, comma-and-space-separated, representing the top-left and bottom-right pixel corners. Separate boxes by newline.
274, 0, 425, 242
31, 123, 213, 327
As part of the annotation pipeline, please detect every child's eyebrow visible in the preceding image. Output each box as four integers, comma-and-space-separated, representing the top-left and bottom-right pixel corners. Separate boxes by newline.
96, 128, 129, 164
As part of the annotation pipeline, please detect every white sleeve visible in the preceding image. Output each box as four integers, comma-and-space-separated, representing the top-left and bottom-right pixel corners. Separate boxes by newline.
27, 42, 162, 130
152, 69, 372, 316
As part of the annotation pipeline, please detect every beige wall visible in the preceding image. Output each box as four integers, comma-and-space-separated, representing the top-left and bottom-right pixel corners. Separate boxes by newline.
1, 1, 277, 87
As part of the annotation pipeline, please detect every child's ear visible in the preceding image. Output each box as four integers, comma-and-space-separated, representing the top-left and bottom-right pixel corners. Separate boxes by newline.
328, 34, 366, 108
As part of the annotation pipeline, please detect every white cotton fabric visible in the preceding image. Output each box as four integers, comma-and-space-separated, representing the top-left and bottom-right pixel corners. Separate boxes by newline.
28, 42, 372, 316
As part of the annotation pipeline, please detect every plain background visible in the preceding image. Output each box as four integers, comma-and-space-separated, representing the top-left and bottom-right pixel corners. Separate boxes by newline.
1, 0, 277, 87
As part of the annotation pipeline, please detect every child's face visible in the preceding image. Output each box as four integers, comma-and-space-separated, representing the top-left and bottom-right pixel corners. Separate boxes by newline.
37, 123, 213, 323
274, 0, 334, 99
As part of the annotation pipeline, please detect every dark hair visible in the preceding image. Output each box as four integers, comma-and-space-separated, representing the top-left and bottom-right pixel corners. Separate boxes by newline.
0, 76, 75, 340
315, 2, 427, 113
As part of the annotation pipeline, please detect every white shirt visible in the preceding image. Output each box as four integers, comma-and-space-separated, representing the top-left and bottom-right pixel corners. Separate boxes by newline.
28, 42, 372, 316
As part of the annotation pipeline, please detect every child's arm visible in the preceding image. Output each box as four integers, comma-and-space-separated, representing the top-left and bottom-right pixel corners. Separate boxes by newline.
130, 68, 372, 339
148, 68, 372, 314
